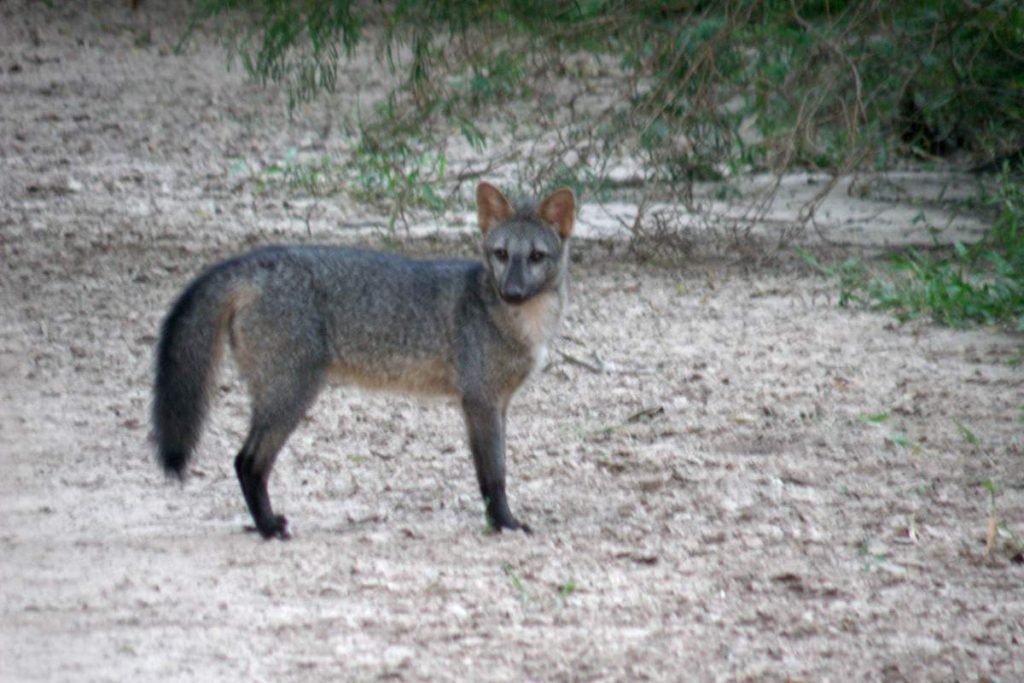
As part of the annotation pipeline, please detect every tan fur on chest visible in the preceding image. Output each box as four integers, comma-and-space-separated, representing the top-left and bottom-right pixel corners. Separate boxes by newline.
506, 291, 561, 350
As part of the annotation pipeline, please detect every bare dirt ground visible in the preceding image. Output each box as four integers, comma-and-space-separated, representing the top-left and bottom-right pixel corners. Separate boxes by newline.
1, 3, 1022, 681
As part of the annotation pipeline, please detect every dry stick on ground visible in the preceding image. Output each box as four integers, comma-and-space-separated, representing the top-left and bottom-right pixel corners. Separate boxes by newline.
556, 350, 605, 374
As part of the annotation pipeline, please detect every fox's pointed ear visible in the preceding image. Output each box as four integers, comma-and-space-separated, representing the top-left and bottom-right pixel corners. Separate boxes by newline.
538, 187, 576, 239
476, 182, 515, 234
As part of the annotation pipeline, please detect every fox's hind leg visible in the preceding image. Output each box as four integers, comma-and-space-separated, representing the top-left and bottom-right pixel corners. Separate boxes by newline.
230, 282, 327, 539
234, 372, 322, 539
235, 426, 292, 540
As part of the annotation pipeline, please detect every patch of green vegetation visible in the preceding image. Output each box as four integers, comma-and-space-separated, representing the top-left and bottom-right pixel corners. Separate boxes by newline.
804, 170, 1024, 331
253, 147, 340, 197
556, 578, 577, 607
954, 419, 979, 447
348, 133, 448, 230
884, 432, 913, 449
501, 562, 530, 606
857, 537, 889, 567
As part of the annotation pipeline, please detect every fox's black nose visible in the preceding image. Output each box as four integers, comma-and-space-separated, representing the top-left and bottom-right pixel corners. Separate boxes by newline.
500, 288, 530, 305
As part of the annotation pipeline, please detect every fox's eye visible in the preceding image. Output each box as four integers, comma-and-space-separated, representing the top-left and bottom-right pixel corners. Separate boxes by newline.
528, 250, 546, 263
493, 248, 509, 263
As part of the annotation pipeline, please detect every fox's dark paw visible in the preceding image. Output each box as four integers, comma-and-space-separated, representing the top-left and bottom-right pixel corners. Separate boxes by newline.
492, 518, 532, 535
246, 515, 290, 540
517, 522, 533, 535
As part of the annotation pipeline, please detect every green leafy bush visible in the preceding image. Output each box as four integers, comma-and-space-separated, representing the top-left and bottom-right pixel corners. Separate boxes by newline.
806, 170, 1024, 331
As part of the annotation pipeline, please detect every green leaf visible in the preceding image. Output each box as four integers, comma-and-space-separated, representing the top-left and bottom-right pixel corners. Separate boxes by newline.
954, 419, 979, 446
885, 432, 911, 448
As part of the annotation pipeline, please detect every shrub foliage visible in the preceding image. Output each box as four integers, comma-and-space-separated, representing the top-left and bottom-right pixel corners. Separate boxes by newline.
191, 0, 1024, 181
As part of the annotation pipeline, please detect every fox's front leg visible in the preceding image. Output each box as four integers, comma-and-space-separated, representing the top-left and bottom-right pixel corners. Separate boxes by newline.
461, 395, 531, 533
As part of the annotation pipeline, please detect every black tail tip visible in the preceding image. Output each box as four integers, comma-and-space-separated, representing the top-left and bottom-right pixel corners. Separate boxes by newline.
159, 449, 188, 481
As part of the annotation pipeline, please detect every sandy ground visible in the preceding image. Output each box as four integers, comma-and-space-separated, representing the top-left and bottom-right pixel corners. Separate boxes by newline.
2, 3, 1023, 682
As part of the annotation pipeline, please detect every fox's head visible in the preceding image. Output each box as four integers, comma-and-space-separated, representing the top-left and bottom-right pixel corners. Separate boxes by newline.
476, 182, 575, 305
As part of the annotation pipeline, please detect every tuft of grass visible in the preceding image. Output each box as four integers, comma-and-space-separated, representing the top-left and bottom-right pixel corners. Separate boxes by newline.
857, 537, 890, 567
855, 410, 920, 451
799, 251, 871, 309
885, 432, 913, 449
954, 419, 979, 446
501, 562, 530, 606
555, 578, 577, 608
258, 151, 340, 197
980, 478, 999, 557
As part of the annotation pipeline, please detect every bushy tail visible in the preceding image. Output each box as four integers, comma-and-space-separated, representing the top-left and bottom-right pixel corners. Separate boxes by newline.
152, 265, 238, 479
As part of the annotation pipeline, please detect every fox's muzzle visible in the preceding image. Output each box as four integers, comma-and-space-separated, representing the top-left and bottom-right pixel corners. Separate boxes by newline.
499, 257, 530, 304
